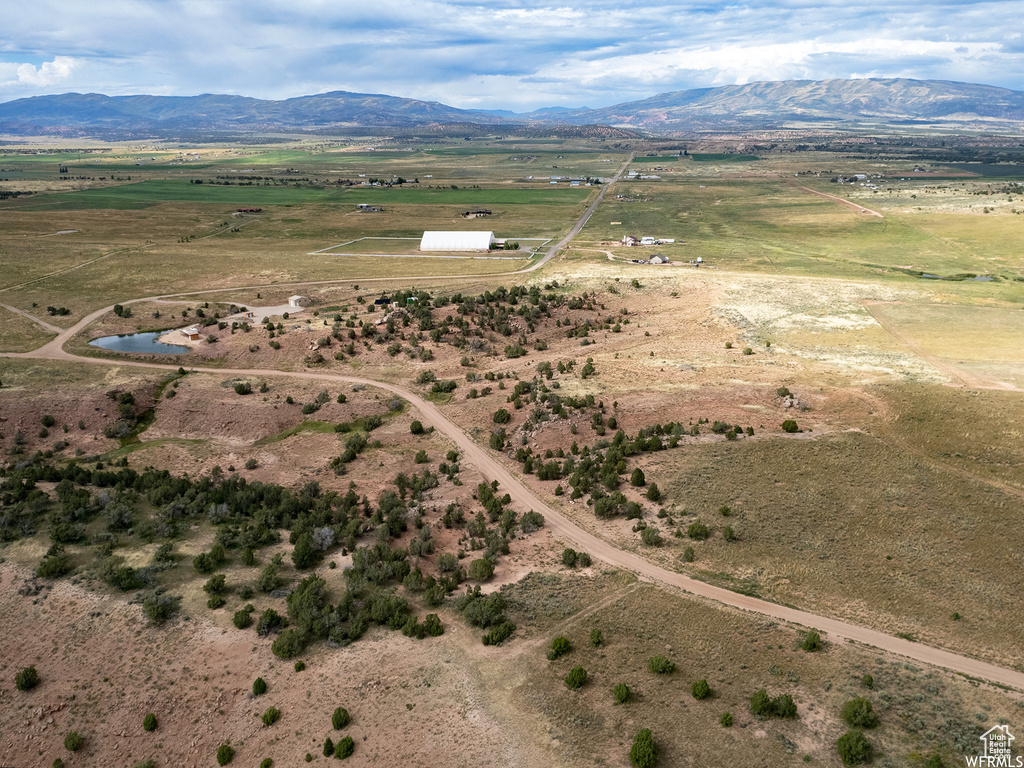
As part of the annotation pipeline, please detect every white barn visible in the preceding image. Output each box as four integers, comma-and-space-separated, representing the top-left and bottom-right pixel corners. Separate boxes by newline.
420, 231, 495, 251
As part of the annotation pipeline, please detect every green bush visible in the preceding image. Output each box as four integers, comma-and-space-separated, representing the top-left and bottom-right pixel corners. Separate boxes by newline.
682, 546, 695, 562
837, 730, 872, 766
647, 656, 675, 674
334, 736, 355, 759
645, 483, 661, 502
256, 608, 285, 635
255, 562, 280, 593
590, 628, 604, 647
687, 520, 709, 540
262, 707, 281, 726
332, 706, 350, 730
492, 408, 511, 424
294, 660, 305, 672
802, 630, 822, 652
261, 760, 273, 768
548, 635, 573, 660
217, 743, 235, 765
15, 665, 40, 691
143, 712, 157, 731
323, 737, 334, 756
720, 712, 733, 727
253, 677, 267, 696
861, 674, 874, 689
781, 419, 799, 433
410, 420, 424, 434
64, 731, 84, 752
691, 679, 712, 700
481, 621, 516, 646
629, 728, 657, 768
143, 593, 180, 625
564, 666, 588, 690
773, 693, 798, 718
841, 697, 879, 728
233, 609, 254, 629
467, 558, 494, 581
614, 683, 631, 704
207, 594, 226, 609
641, 527, 662, 546
36, 552, 73, 579
750, 688, 772, 716
271, 627, 305, 659
203, 574, 227, 595
630, 468, 646, 487
561, 548, 577, 567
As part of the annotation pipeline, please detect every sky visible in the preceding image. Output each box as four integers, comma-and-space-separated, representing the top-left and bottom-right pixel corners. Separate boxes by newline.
1, 0, 1023, 111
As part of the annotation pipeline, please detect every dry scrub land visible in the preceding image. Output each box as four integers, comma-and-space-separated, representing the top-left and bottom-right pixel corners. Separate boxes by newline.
3, 137, 1024, 768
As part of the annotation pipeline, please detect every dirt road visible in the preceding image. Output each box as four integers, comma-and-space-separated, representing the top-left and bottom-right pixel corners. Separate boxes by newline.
7, 340, 1024, 692
790, 182, 884, 218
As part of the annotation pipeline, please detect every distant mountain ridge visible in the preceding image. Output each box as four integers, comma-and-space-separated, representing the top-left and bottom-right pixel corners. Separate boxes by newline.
529, 78, 1024, 130
0, 90, 508, 135
1, 78, 1023, 136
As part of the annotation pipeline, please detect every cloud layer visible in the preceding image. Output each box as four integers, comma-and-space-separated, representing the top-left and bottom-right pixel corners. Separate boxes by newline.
1, 0, 1021, 109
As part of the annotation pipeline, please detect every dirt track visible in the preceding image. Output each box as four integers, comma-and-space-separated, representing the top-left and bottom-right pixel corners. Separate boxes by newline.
791, 182, 884, 218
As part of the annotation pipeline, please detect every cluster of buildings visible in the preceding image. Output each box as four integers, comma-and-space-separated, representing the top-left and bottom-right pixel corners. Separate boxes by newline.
620, 235, 675, 247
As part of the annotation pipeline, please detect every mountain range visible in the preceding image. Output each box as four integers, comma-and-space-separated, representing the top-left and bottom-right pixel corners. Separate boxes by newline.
2, 78, 1023, 137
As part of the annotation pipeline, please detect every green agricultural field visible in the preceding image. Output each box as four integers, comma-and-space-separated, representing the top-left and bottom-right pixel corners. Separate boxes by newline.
635, 155, 681, 162
27, 180, 340, 209
690, 153, 760, 162
579, 178, 1024, 289
336, 186, 592, 206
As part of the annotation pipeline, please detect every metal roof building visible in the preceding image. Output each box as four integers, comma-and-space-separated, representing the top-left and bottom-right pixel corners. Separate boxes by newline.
420, 231, 495, 251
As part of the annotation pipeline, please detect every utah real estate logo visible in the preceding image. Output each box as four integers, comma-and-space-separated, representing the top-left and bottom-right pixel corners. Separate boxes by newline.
965, 725, 1021, 767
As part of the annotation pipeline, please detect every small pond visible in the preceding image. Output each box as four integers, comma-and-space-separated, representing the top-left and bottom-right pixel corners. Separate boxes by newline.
89, 331, 192, 355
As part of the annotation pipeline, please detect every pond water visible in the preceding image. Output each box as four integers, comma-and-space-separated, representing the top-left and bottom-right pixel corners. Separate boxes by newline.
89, 331, 192, 355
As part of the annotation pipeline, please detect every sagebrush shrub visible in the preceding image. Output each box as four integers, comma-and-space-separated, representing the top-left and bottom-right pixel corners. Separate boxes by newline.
15, 665, 40, 691
548, 636, 572, 660
647, 656, 675, 674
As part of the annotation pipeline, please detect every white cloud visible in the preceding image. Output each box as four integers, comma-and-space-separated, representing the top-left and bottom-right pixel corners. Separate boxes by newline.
14, 56, 78, 86
0, 1, 1021, 108
1, 56, 79, 88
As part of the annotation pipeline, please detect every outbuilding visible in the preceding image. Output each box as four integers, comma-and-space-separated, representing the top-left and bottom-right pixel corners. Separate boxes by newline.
288, 295, 312, 308
419, 231, 495, 251
180, 327, 201, 341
